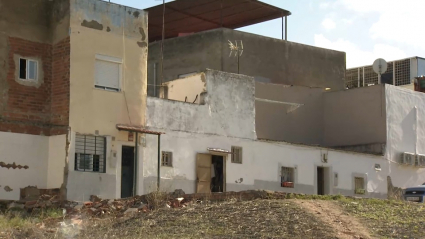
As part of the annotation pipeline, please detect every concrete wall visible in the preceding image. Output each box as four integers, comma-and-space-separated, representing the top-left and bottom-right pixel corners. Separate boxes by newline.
162, 74, 206, 104
142, 129, 389, 198
148, 28, 346, 94
147, 70, 257, 140
323, 85, 387, 147
0, 132, 66, 201
69, 0, 147, 136
255, 83, 325, 145
66, 0, 148, 200
385, 85, 425, 189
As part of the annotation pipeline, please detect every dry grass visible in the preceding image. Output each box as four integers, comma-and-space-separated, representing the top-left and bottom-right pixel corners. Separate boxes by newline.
338, 198, 425, 239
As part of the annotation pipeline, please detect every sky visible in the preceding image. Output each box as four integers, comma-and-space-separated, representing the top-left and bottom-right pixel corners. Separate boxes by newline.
107, 0, 424, 68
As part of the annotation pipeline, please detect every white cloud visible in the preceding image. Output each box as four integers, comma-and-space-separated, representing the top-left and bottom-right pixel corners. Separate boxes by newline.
321, 18, 336, 30
314, 34, 407, 68
319, 2, 330, 9
338, 0, 425, 50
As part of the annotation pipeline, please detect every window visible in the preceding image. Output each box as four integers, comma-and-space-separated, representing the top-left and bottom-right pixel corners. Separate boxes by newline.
161, 151, 173, 167
281, 167, 295, 188
75, 134, 106, 172
94, 54, 122, 92
231, 146, 242, 164
19, 58, 38, 81
354, 177, 365, 194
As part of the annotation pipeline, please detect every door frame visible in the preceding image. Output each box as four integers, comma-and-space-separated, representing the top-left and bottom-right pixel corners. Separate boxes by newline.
116, 142, 141, 199
313, 164, 333, 195
196, 152, 228, 193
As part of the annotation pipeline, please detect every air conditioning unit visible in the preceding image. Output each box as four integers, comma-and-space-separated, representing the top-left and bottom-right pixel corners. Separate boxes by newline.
401, 152, 415, 165
416, 154, 425, 167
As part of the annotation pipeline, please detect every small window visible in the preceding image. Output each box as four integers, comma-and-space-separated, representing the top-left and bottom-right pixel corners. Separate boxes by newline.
281, 167, 295, 188
75, 134, 106, 172
162, 151, 173, 167
95, 54, 122, 92
231, 146, 242, 164
19, 58, 38, 81
354, 177, 365, 194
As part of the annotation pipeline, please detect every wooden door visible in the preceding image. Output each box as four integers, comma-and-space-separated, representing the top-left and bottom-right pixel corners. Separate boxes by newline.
196, 153, 212, 193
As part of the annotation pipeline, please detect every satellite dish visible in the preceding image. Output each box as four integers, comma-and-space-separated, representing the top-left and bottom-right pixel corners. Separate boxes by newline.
373, 58, 388, 75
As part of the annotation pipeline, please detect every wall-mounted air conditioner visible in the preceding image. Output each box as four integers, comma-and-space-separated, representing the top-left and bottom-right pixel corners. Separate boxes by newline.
416, 154, 425, 168
401, 152, 415, 165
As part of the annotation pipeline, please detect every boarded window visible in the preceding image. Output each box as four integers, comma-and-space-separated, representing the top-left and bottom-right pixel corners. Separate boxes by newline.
75, 134, 106, 172
95, 55, 122, 91
281, 167, 294, 188
162, 151, 173, 167
19, 58, 38, 81
231, 146, 242, 164
354, 177, 365, 194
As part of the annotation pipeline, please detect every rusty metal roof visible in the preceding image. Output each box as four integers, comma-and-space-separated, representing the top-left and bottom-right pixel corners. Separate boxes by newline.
145, 0, 291, 42
116, 124, 164, 135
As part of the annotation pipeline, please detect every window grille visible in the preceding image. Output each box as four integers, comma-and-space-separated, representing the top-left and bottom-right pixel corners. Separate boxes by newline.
231, 146, 242, 164
354, 177, 365, 194
161, 151, 173, 167
75, 134, 106, 172
281, 167, 294, 188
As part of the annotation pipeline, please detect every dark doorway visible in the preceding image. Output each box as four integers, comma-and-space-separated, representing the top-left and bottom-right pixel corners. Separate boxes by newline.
317, 167, 325, 195
121, 146, 134, 198
211, 155, 224, 192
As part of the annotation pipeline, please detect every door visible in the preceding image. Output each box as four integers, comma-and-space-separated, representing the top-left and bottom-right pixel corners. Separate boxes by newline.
317, 167, 325, 195
121, 146, 134, 198
196, 153, 212, 193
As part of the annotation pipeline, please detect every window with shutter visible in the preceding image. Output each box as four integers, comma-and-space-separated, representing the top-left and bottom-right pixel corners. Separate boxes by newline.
94, 54, 122, 92
231, 146, 242, 164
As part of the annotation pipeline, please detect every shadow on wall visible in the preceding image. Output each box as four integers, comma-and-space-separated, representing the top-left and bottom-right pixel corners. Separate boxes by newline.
400, 108, 416, 153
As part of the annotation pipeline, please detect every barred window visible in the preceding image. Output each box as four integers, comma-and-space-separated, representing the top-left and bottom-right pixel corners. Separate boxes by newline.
281, 167, 294, 188
354, 177, 365, 194
75, 134, 106, 172
231, 146, 242, 164
161, 151, 173, 167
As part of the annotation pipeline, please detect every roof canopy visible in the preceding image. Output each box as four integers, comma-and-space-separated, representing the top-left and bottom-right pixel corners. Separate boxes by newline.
145, 0, 291, 42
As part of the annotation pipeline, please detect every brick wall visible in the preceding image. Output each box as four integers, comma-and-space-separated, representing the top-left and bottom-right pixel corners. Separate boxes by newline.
50, 37, 70, 135
0, 37, 70, 136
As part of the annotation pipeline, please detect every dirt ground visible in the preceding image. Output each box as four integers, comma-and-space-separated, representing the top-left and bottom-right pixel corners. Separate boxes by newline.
2, 197, 425, 239
294, 199, 373, 239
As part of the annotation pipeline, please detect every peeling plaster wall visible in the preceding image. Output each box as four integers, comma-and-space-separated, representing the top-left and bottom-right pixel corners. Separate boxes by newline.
385, 85, 425, 189
147, 70, 256, 140
142, 129, 388, 198
46, 135, 66, 188
69, 0, 147, 137
0, 132, 49, 200
66, 0, 147, 200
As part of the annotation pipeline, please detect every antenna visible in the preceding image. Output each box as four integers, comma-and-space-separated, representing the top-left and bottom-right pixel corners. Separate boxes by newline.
228, 40, 243, 73
373, 58, 387, 84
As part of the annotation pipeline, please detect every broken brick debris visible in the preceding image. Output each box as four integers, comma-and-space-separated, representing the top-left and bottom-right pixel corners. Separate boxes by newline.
2, 190, 289, 218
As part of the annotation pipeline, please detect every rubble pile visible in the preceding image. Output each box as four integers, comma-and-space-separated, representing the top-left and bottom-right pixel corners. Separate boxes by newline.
3, 189, 289, 218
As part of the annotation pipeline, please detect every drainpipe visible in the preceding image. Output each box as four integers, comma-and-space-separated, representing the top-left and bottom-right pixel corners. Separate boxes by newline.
133, 132, 139, 196
415, 106, 418, 155
153, 63, 157, 97
157, 134, 161, 191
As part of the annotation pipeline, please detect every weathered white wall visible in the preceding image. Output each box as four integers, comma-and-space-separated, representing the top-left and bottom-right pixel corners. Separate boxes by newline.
163, 74, 206, 103
323, 85, 387, 147
0, 132, 49, 200
67, 131, 144, 201
147, 70, 256, 140
385, 85, 425, 188
143, 129, 389, 198
46, 135, 66, 188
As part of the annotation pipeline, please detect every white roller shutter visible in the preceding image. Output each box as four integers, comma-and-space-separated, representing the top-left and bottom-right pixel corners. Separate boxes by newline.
95, 55, 121, 91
